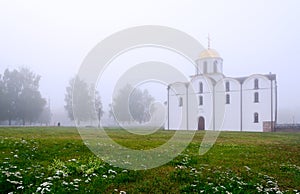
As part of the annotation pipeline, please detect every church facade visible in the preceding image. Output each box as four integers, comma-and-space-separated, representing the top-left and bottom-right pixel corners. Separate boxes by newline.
167, 47, 277, 132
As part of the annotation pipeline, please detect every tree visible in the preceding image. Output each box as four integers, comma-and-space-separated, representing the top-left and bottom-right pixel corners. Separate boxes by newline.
2, 69, 22, 125
111, 84, 155, 124
0, 67, 46, 125
64, 76, 103, 125
38, 101, 52, 126
111, 84, 133, 123
94, 89, 103, 127
64, 78, 75, 121
0, 74, 5, 122
17, 68, 46, 125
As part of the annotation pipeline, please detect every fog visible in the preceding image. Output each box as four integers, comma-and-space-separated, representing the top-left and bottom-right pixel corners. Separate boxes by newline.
0, 0, 300, 124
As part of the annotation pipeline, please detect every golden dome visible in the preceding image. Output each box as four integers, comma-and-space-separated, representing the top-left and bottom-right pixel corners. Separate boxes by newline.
199, 49, 221, 59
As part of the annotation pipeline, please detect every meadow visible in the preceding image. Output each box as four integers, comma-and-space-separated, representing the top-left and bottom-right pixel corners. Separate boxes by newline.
0, 127, 299, 193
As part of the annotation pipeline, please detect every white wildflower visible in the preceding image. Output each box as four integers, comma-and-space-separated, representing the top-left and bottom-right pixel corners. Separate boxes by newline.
62, 181, 68, 186
244, 166, 251, 171
17, 186, 24, 190
7, 179, 22, 185
108, 169, 117, 174
40, 181, 52, 187
74, 178, 81, 182
14, 171, 22, 179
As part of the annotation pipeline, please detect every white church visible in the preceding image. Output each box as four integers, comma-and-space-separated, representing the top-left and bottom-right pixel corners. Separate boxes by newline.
166, 45, 277, 132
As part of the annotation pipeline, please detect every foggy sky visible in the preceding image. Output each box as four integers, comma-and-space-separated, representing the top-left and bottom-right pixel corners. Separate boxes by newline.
0, 0, 300, 123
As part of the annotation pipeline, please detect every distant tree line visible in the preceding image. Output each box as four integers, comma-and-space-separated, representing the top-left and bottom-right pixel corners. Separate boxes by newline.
0, 67, 156, 127
0, 68, 51, 125
64, 79, 155, 126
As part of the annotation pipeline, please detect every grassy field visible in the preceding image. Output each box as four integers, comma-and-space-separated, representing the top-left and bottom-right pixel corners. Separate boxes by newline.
0, 127, 300, 193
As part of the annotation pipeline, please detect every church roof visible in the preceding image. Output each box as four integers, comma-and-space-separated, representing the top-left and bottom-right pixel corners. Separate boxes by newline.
199, 48, 221, 59
233, 74, 276, 84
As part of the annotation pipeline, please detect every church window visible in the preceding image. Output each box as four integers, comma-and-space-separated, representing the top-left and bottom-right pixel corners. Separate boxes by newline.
254, 112, 259, 123
254, 92, 259, 103
199, 82, 203, 93
225, 81, 230, 92
254, 79, 259, 89
179, 97, 183, 107
226, 94, 230, 104
203, 61, 207, 73
214, 60, 218, 73
199, 95, 203, 106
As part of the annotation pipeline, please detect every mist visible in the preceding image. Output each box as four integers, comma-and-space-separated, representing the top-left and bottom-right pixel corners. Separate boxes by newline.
0, 0, 300, 124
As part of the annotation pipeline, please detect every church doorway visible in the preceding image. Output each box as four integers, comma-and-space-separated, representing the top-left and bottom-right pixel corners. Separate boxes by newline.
198, 116, 205, 130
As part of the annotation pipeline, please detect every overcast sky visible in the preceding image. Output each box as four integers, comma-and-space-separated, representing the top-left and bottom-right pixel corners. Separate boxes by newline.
0, 0, 300, 123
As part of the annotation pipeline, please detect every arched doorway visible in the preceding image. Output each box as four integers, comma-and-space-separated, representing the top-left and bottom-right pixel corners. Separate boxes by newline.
198, 116, 205, 130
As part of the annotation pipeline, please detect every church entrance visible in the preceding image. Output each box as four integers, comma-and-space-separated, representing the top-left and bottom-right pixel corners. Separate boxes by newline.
198, 116, 205, 130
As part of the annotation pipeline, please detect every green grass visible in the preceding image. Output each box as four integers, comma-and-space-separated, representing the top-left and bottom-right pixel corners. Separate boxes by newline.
0, 127, 300, 193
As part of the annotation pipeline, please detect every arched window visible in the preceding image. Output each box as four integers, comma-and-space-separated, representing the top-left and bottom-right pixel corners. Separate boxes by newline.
254, 92, 259, 103
226, 94, 230, 104
225, 81, 230, 92
199, 82, 203, 93
203, 61, 207, 74
214, 60, 218, 73
179, 97, 183, 107
254, 112, 259, 123
254, 79, 259, 89
199, 95, 203, 106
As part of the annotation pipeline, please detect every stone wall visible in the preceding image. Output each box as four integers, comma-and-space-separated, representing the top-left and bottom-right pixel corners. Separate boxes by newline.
263, 121, 275, 132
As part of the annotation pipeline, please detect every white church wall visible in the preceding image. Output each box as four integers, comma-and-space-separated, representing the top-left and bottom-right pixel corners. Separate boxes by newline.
168, 83, 186, 130
187, 83, 200, 130
191, 76, 214, 130
216, 78, 241, 131
242, 75, 272, 132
